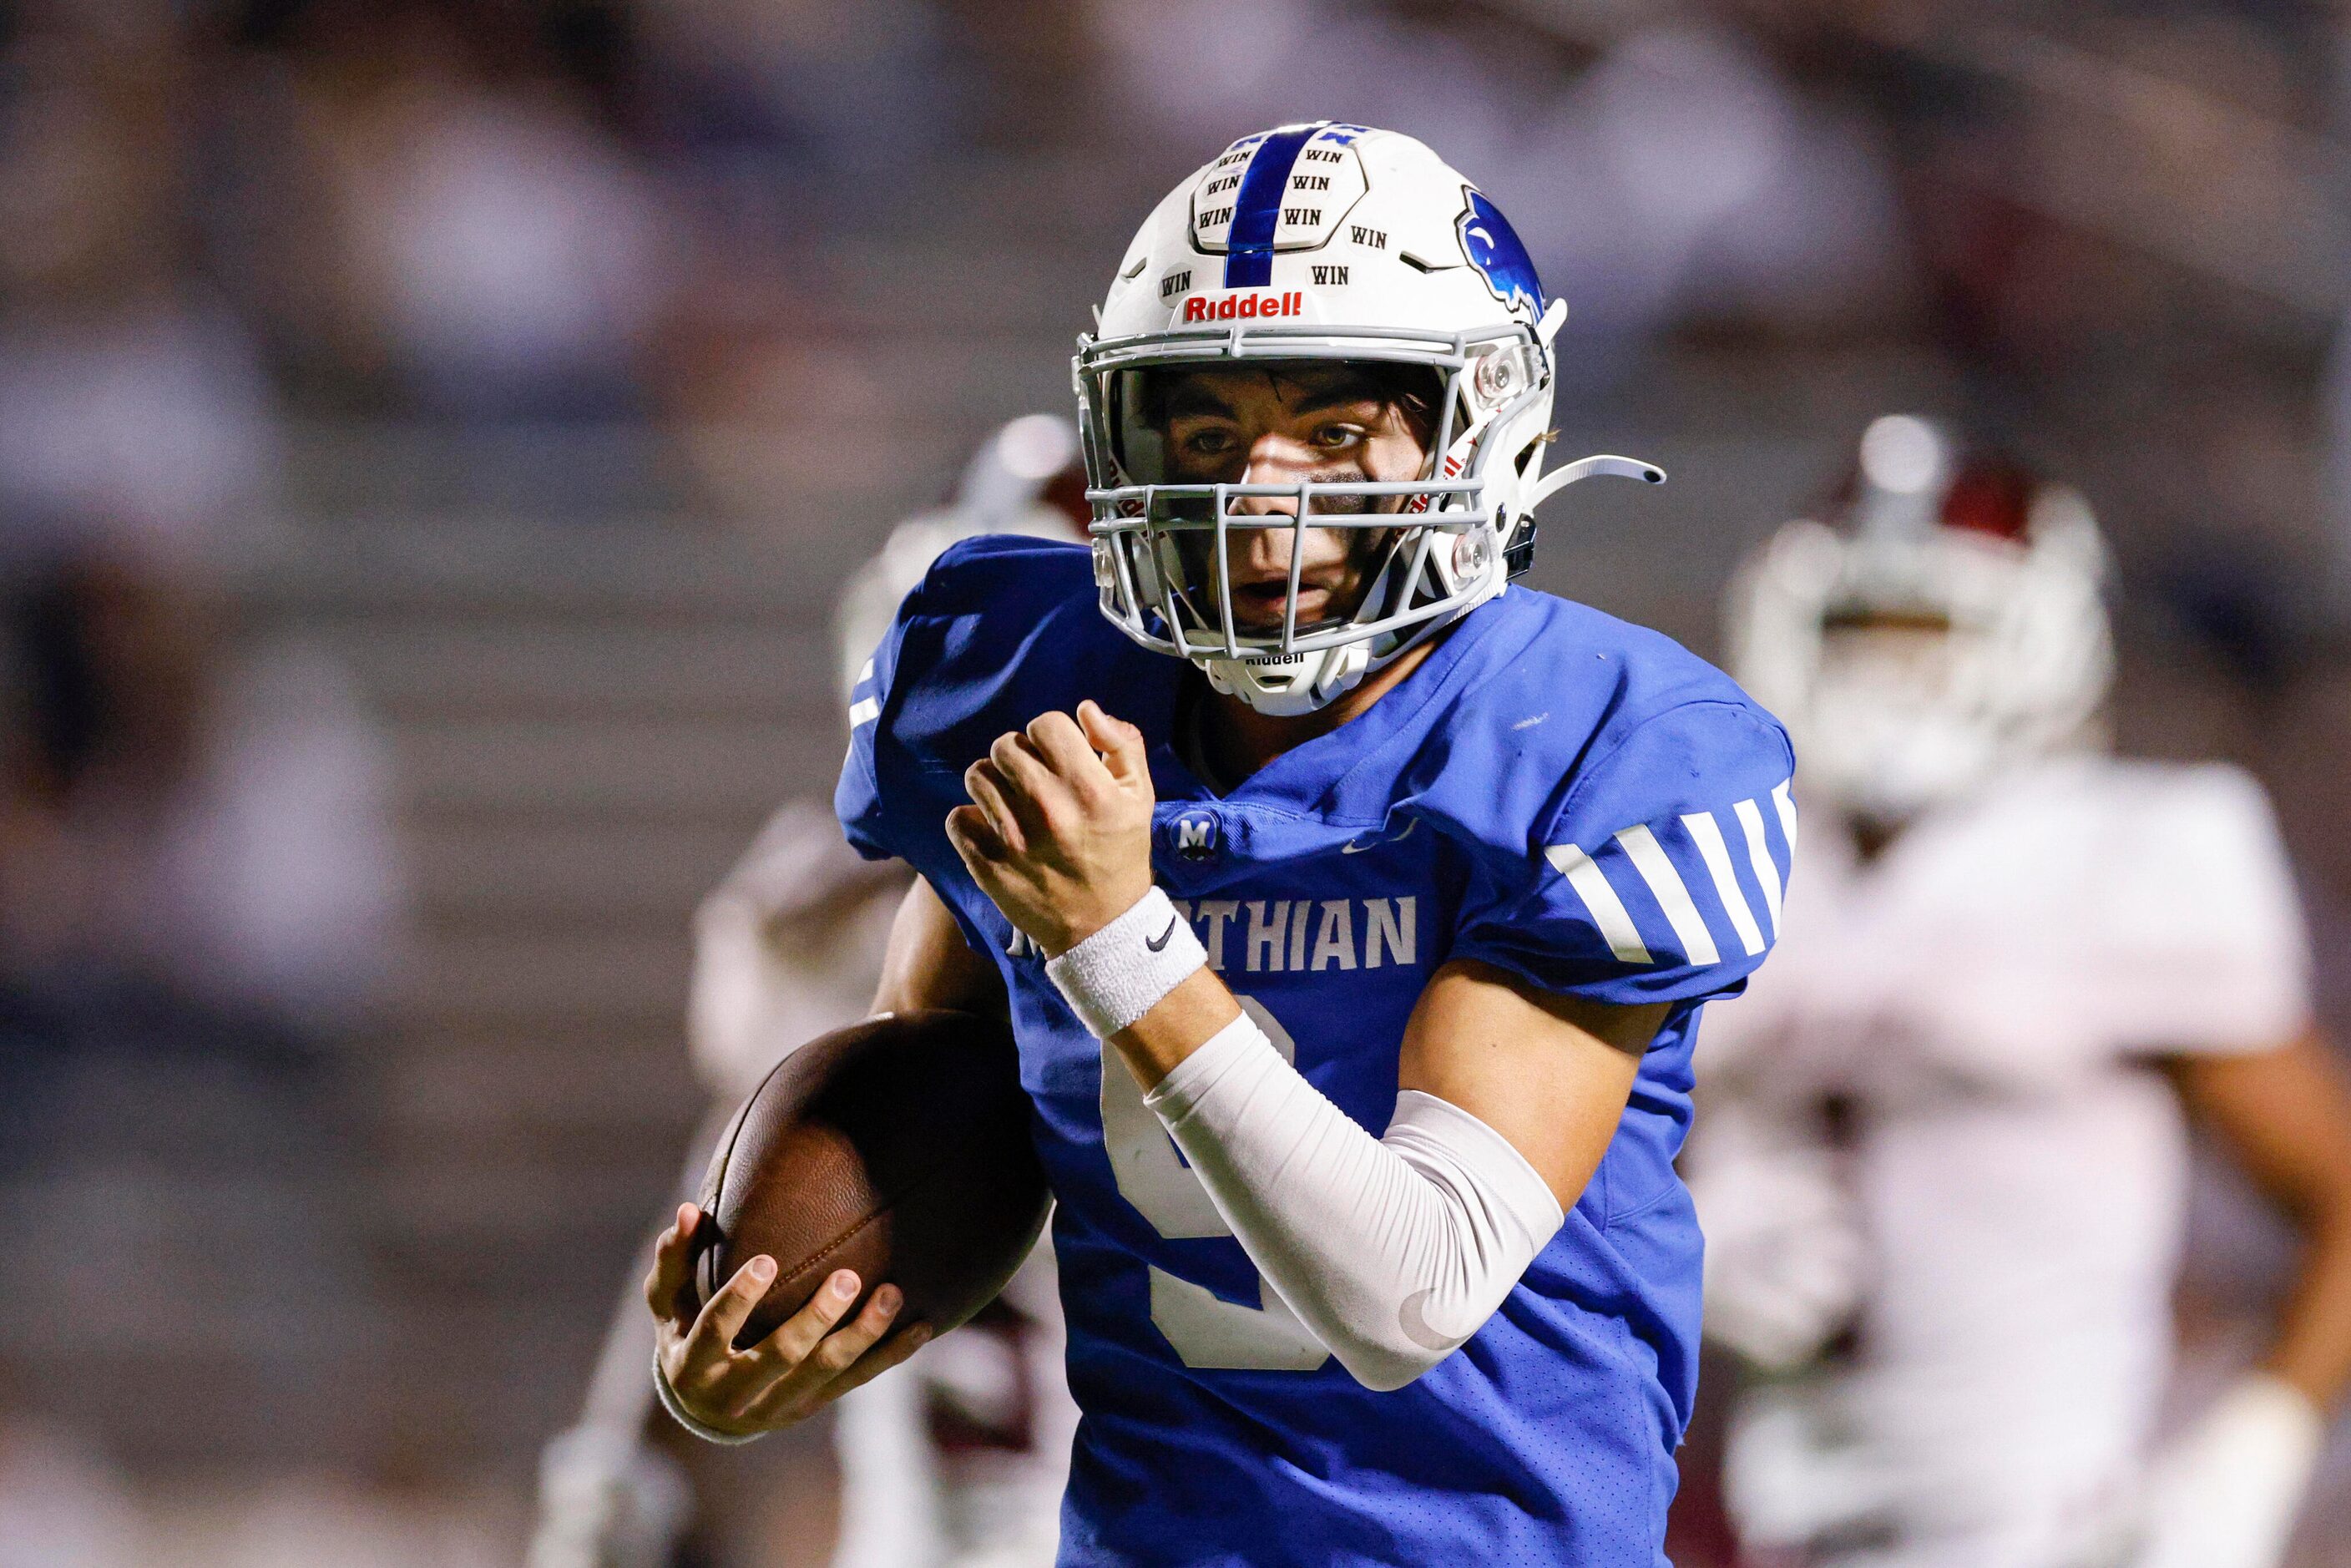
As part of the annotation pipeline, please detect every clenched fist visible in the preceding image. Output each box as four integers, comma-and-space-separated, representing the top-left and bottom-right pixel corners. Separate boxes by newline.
946, 701, 1156, 956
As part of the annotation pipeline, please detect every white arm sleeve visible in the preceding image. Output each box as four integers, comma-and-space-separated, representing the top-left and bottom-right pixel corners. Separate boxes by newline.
1141, 1012, 1565, 1391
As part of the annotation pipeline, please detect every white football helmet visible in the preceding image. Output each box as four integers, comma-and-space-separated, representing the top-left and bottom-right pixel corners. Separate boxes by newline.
1075, 121, 1661, 716
1729, 415, 2114, 827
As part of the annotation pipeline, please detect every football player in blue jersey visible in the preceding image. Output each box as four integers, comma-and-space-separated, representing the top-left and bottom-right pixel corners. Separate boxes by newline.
645, 123, 1798, 1566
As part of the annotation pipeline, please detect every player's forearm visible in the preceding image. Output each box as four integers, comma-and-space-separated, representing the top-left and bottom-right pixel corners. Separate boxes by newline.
1137, 1010, 1564, 1389
871, 876, 1009, 1018
1108, 965, 1244, 1088
1112, 962, 1527, 1385
2174, 1034, 2351, 1410
2263, 1206, 2351, 1408
1042, 888, 1593, 1388
1048, 896, 1557, 1388
2257, 1092, 2351, 1407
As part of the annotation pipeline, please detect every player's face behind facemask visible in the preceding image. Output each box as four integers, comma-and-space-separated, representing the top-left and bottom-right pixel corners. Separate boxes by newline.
1805, 600, 2007, 836
1813, 604, 1973, 724
1115, 359, 1443, 646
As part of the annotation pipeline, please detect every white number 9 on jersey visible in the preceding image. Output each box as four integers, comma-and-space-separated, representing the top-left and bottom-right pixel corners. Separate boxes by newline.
1098, 995, 1331, 1371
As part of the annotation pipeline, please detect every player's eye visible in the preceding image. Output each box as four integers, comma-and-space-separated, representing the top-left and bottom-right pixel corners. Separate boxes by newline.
1311, 422, 1367, 452
1181, 427, 1237, 458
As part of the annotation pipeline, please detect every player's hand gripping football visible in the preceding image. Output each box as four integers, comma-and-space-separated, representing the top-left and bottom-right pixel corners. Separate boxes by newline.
645, 1202, 930, 1436
948, 701, 1157, 955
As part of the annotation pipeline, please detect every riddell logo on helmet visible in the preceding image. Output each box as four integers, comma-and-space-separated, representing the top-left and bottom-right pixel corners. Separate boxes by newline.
1181, 291, 1304, 323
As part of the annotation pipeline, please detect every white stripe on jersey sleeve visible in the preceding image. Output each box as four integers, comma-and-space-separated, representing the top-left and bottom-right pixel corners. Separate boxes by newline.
1615, 824, 1722, 966
1732, 797, 1783, 935
1544, 843, 1653, 964
1681, 811, 1767, 958
848, 695, 881, 728
1771, 779, 1799, 853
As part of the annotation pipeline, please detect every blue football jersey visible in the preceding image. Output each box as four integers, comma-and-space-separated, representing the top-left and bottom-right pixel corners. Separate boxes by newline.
837, 536, 1795, 1567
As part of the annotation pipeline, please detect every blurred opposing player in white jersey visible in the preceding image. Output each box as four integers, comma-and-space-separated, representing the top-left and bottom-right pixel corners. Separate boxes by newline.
1689, 415, 2351, 1568
530, 415, 1087, 1568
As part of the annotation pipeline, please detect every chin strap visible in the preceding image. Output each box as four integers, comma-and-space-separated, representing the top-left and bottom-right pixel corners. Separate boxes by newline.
1526, 453, 1667, 513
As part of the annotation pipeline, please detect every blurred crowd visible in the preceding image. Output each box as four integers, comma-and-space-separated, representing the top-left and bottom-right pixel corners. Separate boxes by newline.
1, 0, 2343, 564
4, 0, 2351, 1563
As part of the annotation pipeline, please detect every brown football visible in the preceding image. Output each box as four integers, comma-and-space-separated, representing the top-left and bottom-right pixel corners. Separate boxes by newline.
689, 1009, 1049, 1349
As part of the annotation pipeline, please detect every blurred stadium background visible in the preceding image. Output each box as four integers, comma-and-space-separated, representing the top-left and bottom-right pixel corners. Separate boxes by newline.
4, 0, 2351, 1562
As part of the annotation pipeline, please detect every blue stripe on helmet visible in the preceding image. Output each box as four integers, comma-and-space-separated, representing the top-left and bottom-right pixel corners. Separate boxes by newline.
1221, 123, 1322, 289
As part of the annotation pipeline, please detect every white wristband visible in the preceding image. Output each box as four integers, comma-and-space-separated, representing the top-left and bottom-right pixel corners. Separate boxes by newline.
2135, 1372, 2324, 1568
1044, 885, 1206, 1038
651, 1354, 765, 1446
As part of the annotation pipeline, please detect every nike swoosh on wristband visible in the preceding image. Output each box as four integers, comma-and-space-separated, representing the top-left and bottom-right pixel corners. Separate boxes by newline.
1145, 917, 1181, 953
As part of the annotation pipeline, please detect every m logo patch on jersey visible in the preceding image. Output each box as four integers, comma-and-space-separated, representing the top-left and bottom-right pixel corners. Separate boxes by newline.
1546, 780, 1795, 968
1458, 188, 1543, 319
1170, 810, 1221, 861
